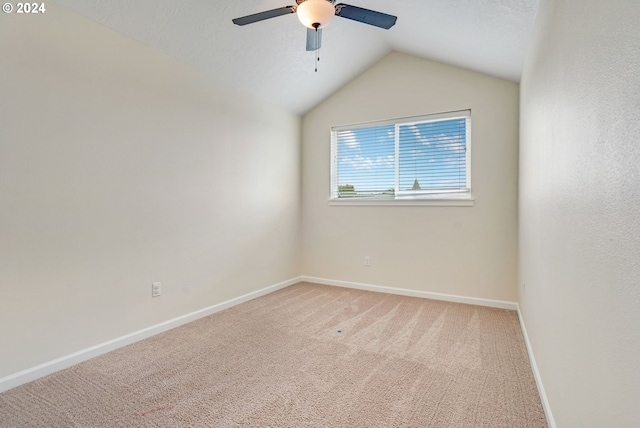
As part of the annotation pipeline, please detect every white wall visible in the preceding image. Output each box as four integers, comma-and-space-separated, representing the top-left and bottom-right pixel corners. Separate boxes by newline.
519, 0, 640, 426
302, 52, 519, 302
0, 3, 301, 378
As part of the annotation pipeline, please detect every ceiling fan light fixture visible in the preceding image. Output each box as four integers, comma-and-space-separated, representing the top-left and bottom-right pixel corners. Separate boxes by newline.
297, 0, 335, 29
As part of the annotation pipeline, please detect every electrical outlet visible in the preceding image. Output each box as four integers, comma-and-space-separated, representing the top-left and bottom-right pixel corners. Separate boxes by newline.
523, 282, 526, 295
152, 282, 161, 297
364, 256, 370, 267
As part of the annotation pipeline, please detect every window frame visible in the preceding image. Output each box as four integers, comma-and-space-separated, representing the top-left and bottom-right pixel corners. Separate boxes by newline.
329, 110, 474, 207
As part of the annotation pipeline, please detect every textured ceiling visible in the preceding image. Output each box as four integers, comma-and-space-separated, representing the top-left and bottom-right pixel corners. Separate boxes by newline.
53, 0, 539, 115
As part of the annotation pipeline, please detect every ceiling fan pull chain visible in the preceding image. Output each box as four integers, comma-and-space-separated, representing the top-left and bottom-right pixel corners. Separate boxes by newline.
313, 23, 320, 72
316, 28, 320, 72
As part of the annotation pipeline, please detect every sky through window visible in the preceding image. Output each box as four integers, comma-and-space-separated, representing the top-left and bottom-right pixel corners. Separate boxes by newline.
333, 114, 469, 199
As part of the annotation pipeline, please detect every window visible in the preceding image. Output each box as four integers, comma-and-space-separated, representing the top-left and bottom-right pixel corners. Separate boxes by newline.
330, 110, 472, 205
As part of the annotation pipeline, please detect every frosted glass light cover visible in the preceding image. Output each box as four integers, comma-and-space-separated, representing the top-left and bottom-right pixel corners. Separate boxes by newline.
297, 0, 335, 29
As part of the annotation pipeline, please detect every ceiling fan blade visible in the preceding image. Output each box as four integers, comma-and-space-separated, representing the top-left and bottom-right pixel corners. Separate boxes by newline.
335, 4, 397, 29
232, 6, 295, 26
306, 28, 323, 51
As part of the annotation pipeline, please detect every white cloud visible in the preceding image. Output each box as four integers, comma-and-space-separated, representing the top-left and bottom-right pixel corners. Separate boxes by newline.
342, 154, 395, 170
340, 130, 360, 149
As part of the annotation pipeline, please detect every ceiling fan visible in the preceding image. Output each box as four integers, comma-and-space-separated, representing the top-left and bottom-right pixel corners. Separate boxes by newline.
232, 0, 397, 70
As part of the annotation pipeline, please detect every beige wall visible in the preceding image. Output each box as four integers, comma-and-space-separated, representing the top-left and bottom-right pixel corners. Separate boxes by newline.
302, 52, 519, 301
519, 0, 640, 426
0, 3, 301, 378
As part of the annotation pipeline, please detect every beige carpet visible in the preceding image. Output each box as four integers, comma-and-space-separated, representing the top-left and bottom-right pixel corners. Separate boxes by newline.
0, 282, 547, 427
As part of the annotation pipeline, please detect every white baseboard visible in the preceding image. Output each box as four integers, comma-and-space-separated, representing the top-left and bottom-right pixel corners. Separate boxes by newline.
517, 304, 556, 428
0, 276, 302, 394
301, 276, 518, 310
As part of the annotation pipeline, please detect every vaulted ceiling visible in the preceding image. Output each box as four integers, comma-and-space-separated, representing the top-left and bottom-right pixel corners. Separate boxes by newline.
54, 0, 539, 115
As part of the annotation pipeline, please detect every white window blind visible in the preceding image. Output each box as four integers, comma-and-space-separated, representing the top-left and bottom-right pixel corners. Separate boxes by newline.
331, 110, 471, 201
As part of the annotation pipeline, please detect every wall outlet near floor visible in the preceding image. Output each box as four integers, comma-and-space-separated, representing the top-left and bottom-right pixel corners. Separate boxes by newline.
522, 282, 526, 295
152, 282, 161, 297
364, 256, 370, 267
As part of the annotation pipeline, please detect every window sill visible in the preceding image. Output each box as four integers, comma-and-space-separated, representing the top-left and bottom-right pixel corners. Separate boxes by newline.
328, 197, 474, 207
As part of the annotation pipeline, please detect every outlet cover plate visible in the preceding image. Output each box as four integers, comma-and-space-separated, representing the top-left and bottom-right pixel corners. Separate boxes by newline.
152, 282, 161, 297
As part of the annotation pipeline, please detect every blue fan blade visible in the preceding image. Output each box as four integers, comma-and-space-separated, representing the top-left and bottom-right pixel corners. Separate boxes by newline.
306, 28, 323, 51
232, 6, 295, 26
335, 4, 397, 29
